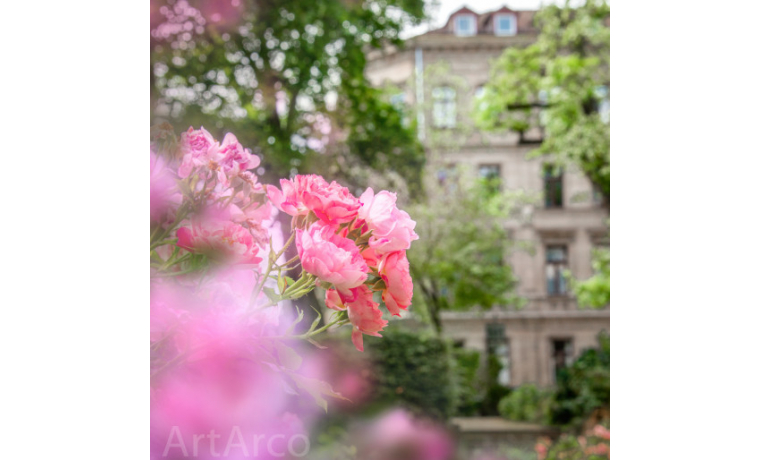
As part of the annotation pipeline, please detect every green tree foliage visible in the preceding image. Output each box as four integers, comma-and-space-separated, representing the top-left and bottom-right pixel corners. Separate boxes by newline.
474, 0, 610, 200
406, 169, 526, 333
150, 0, 426, 189
475, 0, 610, 308
573, 247, 610, 308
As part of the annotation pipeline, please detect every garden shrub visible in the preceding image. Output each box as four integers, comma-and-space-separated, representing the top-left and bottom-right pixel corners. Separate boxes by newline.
452, 347, 484, 416
547, 332, 610, 428
365, 328, 458, 420
481, 352, 512, 415
498, 383, 552, 423
535, 424, 610, 460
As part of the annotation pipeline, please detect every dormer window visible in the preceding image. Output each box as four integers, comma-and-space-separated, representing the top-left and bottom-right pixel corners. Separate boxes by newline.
454, 15, 477, 36
494, 13, 517, 36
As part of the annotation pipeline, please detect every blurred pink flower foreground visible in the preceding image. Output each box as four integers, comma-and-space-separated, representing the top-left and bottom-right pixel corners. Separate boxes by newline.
150, 125, 419, 458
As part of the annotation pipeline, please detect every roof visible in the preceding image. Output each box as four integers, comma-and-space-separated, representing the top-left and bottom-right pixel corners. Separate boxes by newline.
424, 4, 538, 36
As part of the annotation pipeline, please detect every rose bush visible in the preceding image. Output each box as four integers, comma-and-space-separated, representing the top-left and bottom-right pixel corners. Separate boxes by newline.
150, 125, 419, 458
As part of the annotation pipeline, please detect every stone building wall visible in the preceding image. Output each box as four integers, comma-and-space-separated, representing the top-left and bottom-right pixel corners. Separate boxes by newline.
365, 6, 610, 388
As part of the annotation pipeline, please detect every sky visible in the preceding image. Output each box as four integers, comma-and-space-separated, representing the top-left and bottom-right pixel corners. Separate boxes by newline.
401, 0, 581, 38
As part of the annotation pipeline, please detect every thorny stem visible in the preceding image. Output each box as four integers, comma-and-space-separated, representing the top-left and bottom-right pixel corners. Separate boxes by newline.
266, 318, 349, 341
150, 238, 178, 251
249, 231, 297, 308
278, 254, 300, 269
299, 318, 344, 338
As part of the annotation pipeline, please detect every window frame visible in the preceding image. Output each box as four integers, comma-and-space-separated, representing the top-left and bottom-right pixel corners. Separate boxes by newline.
389, 92, 410, 127
543, 164, 564, 208
478, 163, 502, 193
432, 86, 457, 129
454, 14, 477, 36
486, 322, 511, 386
550, 337, 574, 382
493, 13, 517, 36
545, 244, 569, 297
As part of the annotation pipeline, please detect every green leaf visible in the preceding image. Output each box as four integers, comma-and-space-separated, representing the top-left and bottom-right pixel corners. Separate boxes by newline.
263, 287, 280, 303
288, 372, 349, 412
284, 308, 305, 336
274, 342, 303, 371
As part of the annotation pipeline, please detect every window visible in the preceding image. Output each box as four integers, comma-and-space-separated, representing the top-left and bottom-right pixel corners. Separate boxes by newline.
437, 163, 459, 193
551, 339, 573, 379
454, 15, 476, 36
486, 323, 511, 386
595, 85, 610, 124
478, 163, 502, 193
592, 183, 604, 206
494, 13, 517, 36
537, 89, 549, 126
546, 245, 568, 296
390, 92, 409, 127
473, 85, 489, 112
432, 86, 456, 128
389, 92, 406, 107
543, 164, 563, 208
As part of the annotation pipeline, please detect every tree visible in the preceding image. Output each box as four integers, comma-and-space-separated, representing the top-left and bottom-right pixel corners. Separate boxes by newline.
475, 0, 610, 308
573, 246, 609, 308
150, 0, 427, 191
474, 0, 610, 201
406, 168, 526, 334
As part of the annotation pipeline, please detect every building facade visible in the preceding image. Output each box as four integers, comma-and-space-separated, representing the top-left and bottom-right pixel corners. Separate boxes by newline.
365, 5, 610, 387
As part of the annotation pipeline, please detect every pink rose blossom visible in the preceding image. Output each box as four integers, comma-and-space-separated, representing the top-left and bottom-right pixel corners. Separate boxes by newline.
214, 133, 259, 186
150, 311, 295, 460
592, 424, 610, 440
296, 223, 368, 291
357, 188, 419, 254
356, 409, 454, 460
360, 246, 381, 270
177, 126, 217, 178
267, 174, 360, 225
177, 219, 261, 266
325, 286, 388, 352
324, 288, 346, 312
178, 128, 259, 187
378, 251, 414, 316
535, 443, 548, 460
587, 443, 609, 456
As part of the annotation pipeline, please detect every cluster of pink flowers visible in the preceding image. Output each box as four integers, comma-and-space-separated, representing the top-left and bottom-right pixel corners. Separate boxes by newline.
349, 409, 453, 460
151, 126, 420, 458
177, 127, 261, 188
152, 127, 272, 269
535, 424, 610, 460
267, 175, 418, 351
151, 126, 419, 448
